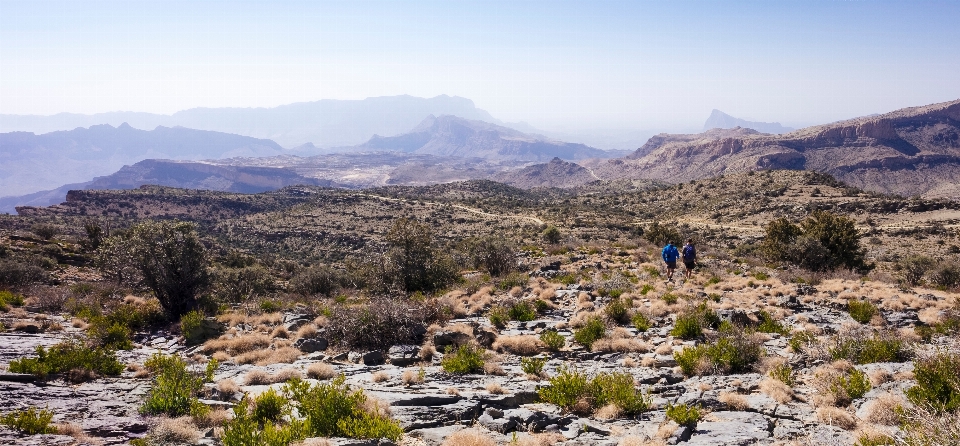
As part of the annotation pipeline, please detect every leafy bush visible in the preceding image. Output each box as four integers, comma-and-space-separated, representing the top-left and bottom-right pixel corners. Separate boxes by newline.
906, 352, 960, 413
0, 290, 25, 311
462, 236, 518, 277
856, 433, 895, 446
829, 368, 871, 405
632, 312, 651, 332
252, 388, 289, 425
86, 318, 133, 350
638, 284, 655, 295
665, 403, 701, 428
848, 299, 878, 324
222, 398, 304, 446
603, 297, 631, 324
897, 255, 936, 286
573, 316, 606, 350
643, 221, 682, 247
489, 306, 510, 328
769, 363, 795, 386
213, 265, 276, 302
8, 341, 123, 379
374, 218, 459, 294
670, 303, 720, 340
508, 300, 536, 322
0, 260, 48, 288
675, 329, 764, 376
140, 353, 216, 417
539, 330, 565, 351
542, 226, 562, 244
520, 357, 547, 376
326, 297, 438, 350
660, 293, 678, 304
789, 331, 817, 353
761, 211, 871, 272
0, 407, 57, 435
440, 344, 485, 374
286, 375, 403, 441
180, 310, 205, 345
931, 262, 960, 289
756, 311, 789, 335
538, 366, 649, 416
829, 330, 909, 364
289, 265, 343, 297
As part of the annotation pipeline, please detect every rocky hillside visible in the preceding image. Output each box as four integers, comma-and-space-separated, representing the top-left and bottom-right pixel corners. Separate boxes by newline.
356, 115, 613, 162
494, 158, 601, 189
703, 110, 794, 134
590, 98, 960, 199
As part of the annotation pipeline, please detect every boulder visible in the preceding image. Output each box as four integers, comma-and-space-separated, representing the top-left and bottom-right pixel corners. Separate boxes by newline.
294, 337, 329, 353
433, 330, 473, 348
388, 344, 420, 367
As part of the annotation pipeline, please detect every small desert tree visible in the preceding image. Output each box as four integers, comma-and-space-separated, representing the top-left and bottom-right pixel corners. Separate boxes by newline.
761, 211, 871, 273
380, 218, 458, 294
106, 221, 210, 317
462, 236, 517, 277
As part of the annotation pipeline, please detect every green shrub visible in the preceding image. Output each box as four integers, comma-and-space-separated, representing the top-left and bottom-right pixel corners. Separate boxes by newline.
769, 363, 795, 386
289, 264, 342, 297
674, 329, 764, 376
539, 330, 565, 351
848, 299, 878, 324
638, 284, 655, 295
632, 312, 651, 332
86, 318, 133, 350
538, 366, 650, 416
252, 388, 289, 425
603, 297, 630, 324
462, 236, 518, 277
670, 303, 720, 340
756, 311, 789, 335
520, 357, 547, 376
643, 221, 682, 247
829, 330, 909, 364
761, 211, 871, 273
753, 272, 769, 281
377, 218, 460, 294
542, 226, 562, 244
829, 368, 871, 405
705, 276, 721, 286
440, 344, 485, 374
856, 433, 895, 446
897, 255, 936, 286
489, 306, 510, 328
222, 398, 305, 446
906, 352, 960, 413
285, 375, 403, 441
497, 272, 529, 290
508, 300, 537, 322
789, 331, 817, 353
140, 353, 216, 417
660, 293, 678, 304
573, 316, 606, 350
0, 407, 57, 435
665, 403, 701, 428
180, 310, 204, 345
8, 341, 123, 378
0, 290, 25, 311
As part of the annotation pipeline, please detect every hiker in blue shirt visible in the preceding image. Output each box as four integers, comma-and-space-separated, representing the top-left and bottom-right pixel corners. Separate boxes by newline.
681, 239, 697, 279
661, 241, 680, 281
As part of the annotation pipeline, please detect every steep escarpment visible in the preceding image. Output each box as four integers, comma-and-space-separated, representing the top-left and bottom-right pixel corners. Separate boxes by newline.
592, 98, 960, 198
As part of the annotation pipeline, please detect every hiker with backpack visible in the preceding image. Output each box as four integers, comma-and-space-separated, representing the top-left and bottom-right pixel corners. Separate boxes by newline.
661, 240, 680, 281
682, 239, 697, 279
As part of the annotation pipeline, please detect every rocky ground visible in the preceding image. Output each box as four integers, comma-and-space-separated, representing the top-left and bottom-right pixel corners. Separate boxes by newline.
2, 250, 958, 446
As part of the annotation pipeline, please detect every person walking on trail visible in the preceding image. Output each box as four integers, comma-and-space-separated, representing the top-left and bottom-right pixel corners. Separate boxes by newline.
682, 239, 697, 279
661, 241, 680, 281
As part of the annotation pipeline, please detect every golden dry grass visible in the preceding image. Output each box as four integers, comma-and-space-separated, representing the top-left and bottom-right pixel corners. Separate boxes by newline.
514, 432, 566, 446
719, 391, 749, 410
592, 337, 652, 353
402, 369, 424, 385
150, 416, 200, 444
816, 407, 857, 430
442, 429, 497, 446
865, 393, 905, 425
216, 378, 240, 395
485, 382, 505, 394
306, 362, 335, 380
594, 403, 622, 420
492, 335, 543, 356
371, 371, 390, 383
759, 378, 794, 404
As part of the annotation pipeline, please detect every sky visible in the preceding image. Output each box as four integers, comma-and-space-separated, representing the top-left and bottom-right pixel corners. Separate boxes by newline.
1, 0, 959, 131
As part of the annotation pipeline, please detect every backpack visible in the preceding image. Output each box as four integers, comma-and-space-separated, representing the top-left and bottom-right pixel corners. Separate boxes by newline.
682, 245, 696, 261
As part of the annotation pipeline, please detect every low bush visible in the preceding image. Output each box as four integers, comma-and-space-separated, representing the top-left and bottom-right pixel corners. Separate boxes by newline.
326, 297, 439, 350
488, 306, 510, 328
665, 403, 701, 428
856, 433, 895, 446
829, 368, 871, 406
829, 329, 909, 364
289, 265, 344, 297
441, 344, 485, 374
670, 303, 720, 340
0, 407, 57, 435
8, 341, 123, 379
848, 300, 878, 324
539, 330, 565, 351
789, 331, 817, 353
905, 351, 960, 413
573, 316, 606, 350
286, 375, 403, 441
520, 357, 547, 376
660, 293, 678, 304
538, 366, 649, 416
756, 311, 789, 335
0, 290, 25, 311
896, 255, 935, 286
674, 328, 764, 376
0, 260, 48, 288
603, 297, 631, 324
140, 353, 217, 417
769, 363, 795, 386
632, 312, 651, 332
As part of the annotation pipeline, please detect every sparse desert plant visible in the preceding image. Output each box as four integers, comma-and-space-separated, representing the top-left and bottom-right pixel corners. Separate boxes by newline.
603, 297, 631, 324
769, 362, 795, 386
631, 312, 651, 332
539, 329, 565, 351
829, 329, 909, 364
538, 366, 649, 416
140, 353, 216, 417
8, 340, 124, 379
816, 406, 857, 430
643, 221, 682, 247
441, 344, 485, 374
325, 297, 438, 350
307, 362, 336, 380
756, 311, 789, 335
665, 403, 701, 428
462, 236, 518, 277
0, 407, 57, 435
289, 264, 344, 297
492, 335, 542, 356
285, 375, 403, 441
674, 328, 764, 376
520, 357, 548, 376
573, 315, 606, 350
896, 255, 936, 286
822, 367, 872, 407
789, 330, 818, 353
848, 299, 878, 324
905, 351, 960, 413
374, 218, 460, 294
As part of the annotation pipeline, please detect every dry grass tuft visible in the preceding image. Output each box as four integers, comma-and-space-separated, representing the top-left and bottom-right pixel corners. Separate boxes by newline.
273, 368, 302, 383
371, 371, 390, 383
401, 369, 424, 385
866, 393, 905, 425
244, 369, 272, 385
492, 335, 544, 356
515, 432, 566, 446
217, 378, 240, 396
619, 436, 666, 446
594, 403, 622, 420
759, 378, 794, 403
194, 408, 229, 428
592, 337, 651, 353
640, 356, 657, 368
445, 387, 460, 395
54, 422, 101, 445
151, 416, 200, 444
295, 324, 318, 340
306, 362, 336, 380
485, 382, 505, 394
442, 429, 497, 446
419, 344, 437, 361
869, 368, 893, 386
816, 407, 858, 430
719, 391, 749, 410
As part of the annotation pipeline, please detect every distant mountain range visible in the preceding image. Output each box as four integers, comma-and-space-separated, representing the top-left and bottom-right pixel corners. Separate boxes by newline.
0, 124, 284, 197
0, 95, 501, 149
704, 109, 794, 134
355, 115, 614, 161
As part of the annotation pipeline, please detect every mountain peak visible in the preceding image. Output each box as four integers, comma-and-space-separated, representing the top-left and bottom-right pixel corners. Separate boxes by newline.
704, 110, 794, 134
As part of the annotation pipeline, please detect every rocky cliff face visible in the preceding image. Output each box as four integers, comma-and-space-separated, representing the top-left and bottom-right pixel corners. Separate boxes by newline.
592, 98, 960, 199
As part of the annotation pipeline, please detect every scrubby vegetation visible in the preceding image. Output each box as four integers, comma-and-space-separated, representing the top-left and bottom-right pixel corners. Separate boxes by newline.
8, 340, 123, 379
538, 366, 650, 416
0, 407, 57, 435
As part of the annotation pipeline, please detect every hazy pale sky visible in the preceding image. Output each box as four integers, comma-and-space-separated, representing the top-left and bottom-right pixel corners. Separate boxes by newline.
1, 0, 959, 131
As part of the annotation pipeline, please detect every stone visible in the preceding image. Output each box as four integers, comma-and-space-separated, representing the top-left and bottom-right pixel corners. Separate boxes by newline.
387, 344, 420, 367
361, 350, 386, 366
684, 411, 772, 445
478, 412, 517, 433
294, 337, 328, 353
433, 330, 473, 348
474, 328, 498, 348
